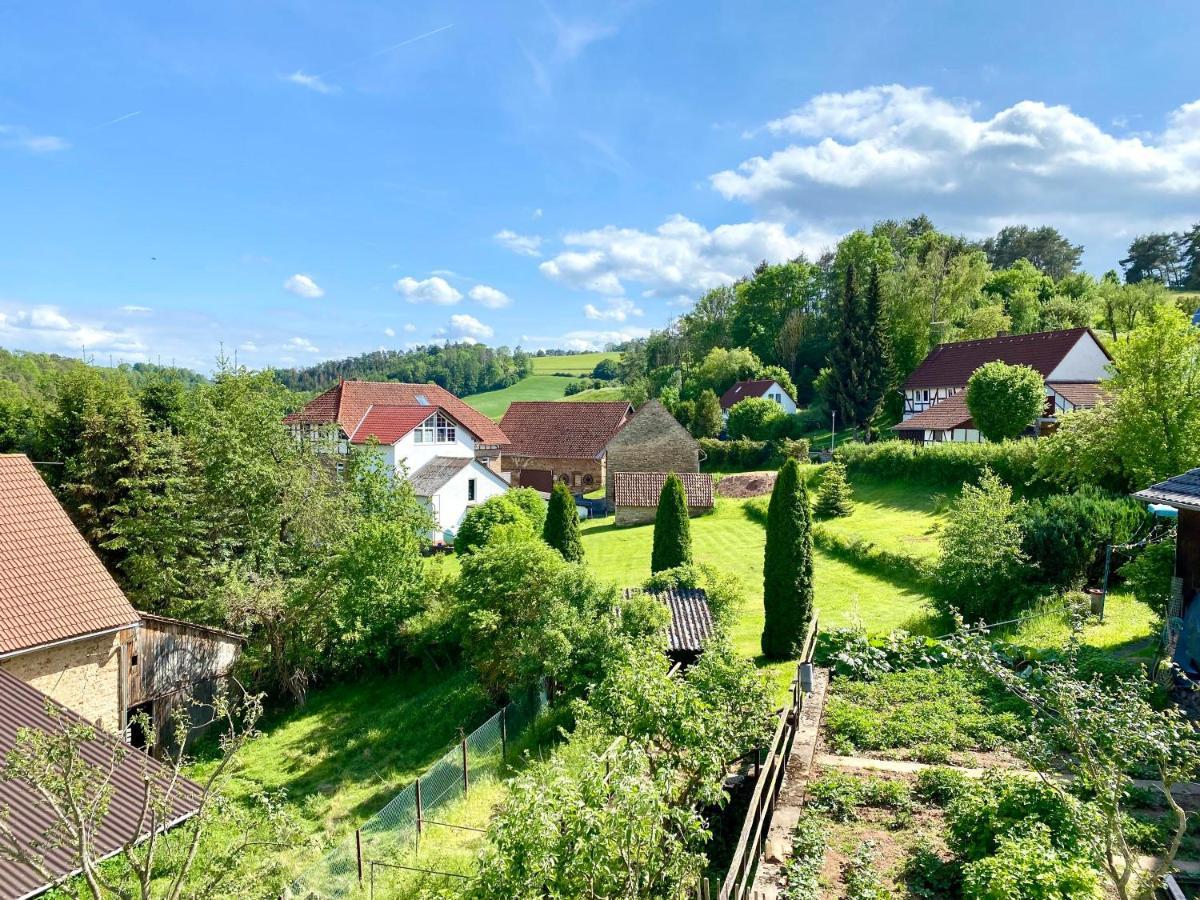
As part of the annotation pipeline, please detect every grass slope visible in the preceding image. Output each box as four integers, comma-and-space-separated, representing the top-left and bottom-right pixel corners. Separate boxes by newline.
563, 385, 626, 402
528, 351, 617, 375
817, 474, 949, 559
463, 375, 576, 420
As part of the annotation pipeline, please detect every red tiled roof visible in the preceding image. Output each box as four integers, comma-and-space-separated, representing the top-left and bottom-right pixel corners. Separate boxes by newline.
891, 393, 973, 432
0, 455, 139, 657
903, 328, 1109, 389
283, 381, 510, 446
1047, 381, 1106, 409
0, 667, 203, 898
720, 379, 785, 410
347, 405, 439, 445
612, 472, 714, 508
500, 401, 632, 458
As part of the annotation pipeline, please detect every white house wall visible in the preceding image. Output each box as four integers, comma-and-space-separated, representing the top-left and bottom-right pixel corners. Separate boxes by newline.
765, 381, 798, 415
1046, 334, 1110, 382
393, 420, 476, 475
432, 461, 510, 541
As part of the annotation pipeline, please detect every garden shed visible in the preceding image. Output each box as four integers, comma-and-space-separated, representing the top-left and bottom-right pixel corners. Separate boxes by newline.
623, 587, 714, 666
611, 471, 714, 526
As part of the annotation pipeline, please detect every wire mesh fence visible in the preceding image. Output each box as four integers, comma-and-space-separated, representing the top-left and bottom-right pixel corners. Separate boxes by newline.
286, 684, 546, 899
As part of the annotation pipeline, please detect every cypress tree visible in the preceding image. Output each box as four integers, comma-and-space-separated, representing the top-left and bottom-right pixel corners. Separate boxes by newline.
761, 458, 814, 660
814, 458, 854, 518
543, 481, 584, 561
828, 263, 891, 433
651, 473, 693, 573
860, 265, 893, 437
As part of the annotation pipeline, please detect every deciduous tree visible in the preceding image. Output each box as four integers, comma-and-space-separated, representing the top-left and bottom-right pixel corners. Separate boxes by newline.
965, 361, 1045, 442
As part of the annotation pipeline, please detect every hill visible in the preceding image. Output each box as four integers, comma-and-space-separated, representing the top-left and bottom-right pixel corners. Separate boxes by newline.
464, 351, 621, 419
528, 351, 617, 376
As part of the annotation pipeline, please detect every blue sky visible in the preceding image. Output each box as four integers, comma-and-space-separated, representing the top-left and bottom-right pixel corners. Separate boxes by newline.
1, 1, 1197, 371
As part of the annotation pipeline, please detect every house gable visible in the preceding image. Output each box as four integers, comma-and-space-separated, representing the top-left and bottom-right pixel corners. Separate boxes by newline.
604, 400, 699, 499
1046, 331, 1111, 382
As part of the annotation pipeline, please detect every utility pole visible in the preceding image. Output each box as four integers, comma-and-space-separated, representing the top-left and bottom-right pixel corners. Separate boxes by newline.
830, 410, 837, 452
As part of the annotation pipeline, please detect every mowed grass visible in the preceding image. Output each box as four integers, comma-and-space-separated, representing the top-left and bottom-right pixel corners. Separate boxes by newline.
463, 375, 576, 420
563, 385, 626, 402
528, 351, 618, 375
817, 474, 950, 559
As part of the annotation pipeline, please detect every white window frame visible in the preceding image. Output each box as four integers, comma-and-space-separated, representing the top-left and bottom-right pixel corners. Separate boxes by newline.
413, 412, 457, 444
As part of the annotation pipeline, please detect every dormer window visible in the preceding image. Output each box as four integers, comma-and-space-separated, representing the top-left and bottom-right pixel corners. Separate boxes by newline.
413, 412, 456, 444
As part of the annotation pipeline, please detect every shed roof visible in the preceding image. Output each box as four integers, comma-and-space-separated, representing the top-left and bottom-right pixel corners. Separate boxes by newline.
0, 455, 139, 657
623, 587, 714, 654
283, 380, 509, 446
612, 472, 714, 508
1133, 469, 1200, 512
891, 393, 973, 432
0, 668, 203, 899
719, 379, 788, 410
407, 456, 473, 496
903, 327, 1107, 389
499, 401, 632, 459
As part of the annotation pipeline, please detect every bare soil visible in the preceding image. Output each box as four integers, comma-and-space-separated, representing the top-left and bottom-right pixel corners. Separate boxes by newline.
716, 471, 777, 498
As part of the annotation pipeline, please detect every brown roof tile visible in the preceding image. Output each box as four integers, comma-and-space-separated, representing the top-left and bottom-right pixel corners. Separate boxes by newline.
891, 393, 974, 431
903, 328, 1109, 389
719, 379, 787, 410
499, 401, 632, 459
1047, 381, 1106, 408
0, 455, 139, 656
283, 380, 510, 446
612, 472, 714, 508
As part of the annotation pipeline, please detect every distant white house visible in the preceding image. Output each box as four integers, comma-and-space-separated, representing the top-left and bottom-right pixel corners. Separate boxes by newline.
719, 379, 798, 423
284, 380, 512, 543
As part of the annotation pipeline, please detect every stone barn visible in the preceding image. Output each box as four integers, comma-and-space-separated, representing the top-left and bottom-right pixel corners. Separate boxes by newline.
612, 471, 714, 526
604, 400, 700, 501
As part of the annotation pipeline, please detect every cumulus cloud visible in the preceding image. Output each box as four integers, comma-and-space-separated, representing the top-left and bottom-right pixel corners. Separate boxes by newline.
404, 323, 417, 333
539, 215, 832, 298
468, 284, 512, 308
494, 229, 543, 257
0, 305, 145, 357
711, 85, 1200, 234
520, 327, 651, 352
285, 336, 320, 353
394, 275, 462, 305
450, 313, 494, 339
383, 327, 396, 337
284, 70, 339, 95
283, 273, 324, 298
0, 125, 69, 153
239, 341, 258, 352
583, 297, 643, 322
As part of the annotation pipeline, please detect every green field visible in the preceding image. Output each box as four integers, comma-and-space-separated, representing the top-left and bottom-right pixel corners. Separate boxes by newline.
563, 385, 626, 402
462, 352, 622, 419
528, 351, 618, 375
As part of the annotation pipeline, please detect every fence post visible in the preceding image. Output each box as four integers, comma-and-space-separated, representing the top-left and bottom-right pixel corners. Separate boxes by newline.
462, 734, 470, 795
415, 779, 423, 851
355, 828, 363, 885
500, 704, 508, 763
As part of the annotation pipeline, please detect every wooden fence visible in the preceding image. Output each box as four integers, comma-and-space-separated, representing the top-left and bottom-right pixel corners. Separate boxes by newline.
707, 613, 820, 900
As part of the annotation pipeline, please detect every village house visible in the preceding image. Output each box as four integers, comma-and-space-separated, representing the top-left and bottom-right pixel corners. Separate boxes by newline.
283, 380, 512, 542
894, 327, 1111, 445
719, 378, 798, 423
611, 471, 715, 526
604, 400, 701, 501
499, 400, 633, 493
0, 454, 243, 741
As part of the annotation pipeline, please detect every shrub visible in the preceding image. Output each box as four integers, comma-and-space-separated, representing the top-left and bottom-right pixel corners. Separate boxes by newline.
836, 439, 1047, 492
814, 458, 854, 518
455, 495, 536, 555
761, 458, 814, 660
1019, 487, 1146, 589
651, 473, 693, 573
965, 361, 1046, 442
915, 766, 971, 806
781, 815, 826, 900
727, 397, 785, 440
690, 389, 723, 438
543, 482, 583, 562
778, 436, 811, 460
699, 437, 773, 470
904, 842, 962, 899
1119, 538, 1176, 610
960, 822, 1099, 900
946, 773, 1086, 863
507, 486, 547, 533
816, 627, 948, 682
806, 770, 865, 821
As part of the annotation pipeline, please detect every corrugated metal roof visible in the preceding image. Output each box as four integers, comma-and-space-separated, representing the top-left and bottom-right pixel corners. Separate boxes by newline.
612, 472, 714, 508
0, 668, 203, 899
499, 401, 632, 458
407, 456, 473, 496
1133, 469, 1200, 511
623, 587, 714, 653
0, 455, 140, 656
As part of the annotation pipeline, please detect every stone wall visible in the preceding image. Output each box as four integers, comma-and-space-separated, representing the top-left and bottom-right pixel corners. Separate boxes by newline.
605, 400, 699, 499
1, 632, 123, 731
615, 504, 710, 527
501, 455, 604, 492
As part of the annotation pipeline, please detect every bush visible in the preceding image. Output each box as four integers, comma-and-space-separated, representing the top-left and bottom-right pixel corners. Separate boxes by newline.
960, 822, 1098, 900
651, 473, 692, 573
455, 495, 536, 555
904, 842, 962, 899
815, 627, 948, 682
814, 458, 854, 518
507, 486, 547, 533
915, 766, 972, 806
965, 361, 1046, 442
727, 397, 785, 440
1019, 487, 1146, 590
836, 439, 1047, 492
947, 773, 1086, 863
1119, 539, 1176, 610
700, 437, 772, 470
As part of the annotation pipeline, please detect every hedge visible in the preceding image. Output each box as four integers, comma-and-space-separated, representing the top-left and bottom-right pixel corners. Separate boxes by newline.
835, 439, 1049, 492
700, 437, 809, 471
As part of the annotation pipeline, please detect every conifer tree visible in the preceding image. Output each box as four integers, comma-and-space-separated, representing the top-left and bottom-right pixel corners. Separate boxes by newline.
761, 458, 814, 659
828, 263, 891, 432
814, 458, 854, 518
651, 473, 692, 573
691, 389, 724, 438
543, 481, 584, 562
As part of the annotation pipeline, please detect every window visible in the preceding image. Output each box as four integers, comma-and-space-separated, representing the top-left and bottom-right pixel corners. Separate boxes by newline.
467, 478, 476, 502
413, 412, 457, 444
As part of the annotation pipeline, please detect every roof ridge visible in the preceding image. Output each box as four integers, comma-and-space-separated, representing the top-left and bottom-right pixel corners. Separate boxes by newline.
348, 403, 374, 442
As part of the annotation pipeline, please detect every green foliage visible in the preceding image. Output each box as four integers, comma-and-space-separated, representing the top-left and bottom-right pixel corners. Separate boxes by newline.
815, 627, 947, 681
780, 815, 826, 900
543, 481, 583, 561
935, 468, 1030, 622
761, 458, 814, 660
828, 262, 891, 429
843, 841, 889, 900
836, 439, 1045, 492
455, 494, 536, 555
903, 841, 963, 900
814, 458, 854, 518
966, 361, 1046, 442
726, 396, 784, 440
947, 773, 1087, 864
981, 225, 1084, 281
699, 437, 774, 470
641, 562, 743, 631
914, 766, 972, 806
651, 473, 693, 573
591, 358, 619, 380
1019, 487, 1147, 590
1118, 539, 1176, 610
504, 486, 546, 532
691, 388, 723, 438
960, 822, 1100, 900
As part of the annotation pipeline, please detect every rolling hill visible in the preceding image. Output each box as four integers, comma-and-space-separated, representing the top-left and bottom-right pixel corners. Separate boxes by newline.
464, 352, 621, 420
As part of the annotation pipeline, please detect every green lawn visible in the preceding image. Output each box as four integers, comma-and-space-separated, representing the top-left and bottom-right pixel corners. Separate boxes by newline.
528, 351, 618, 375
563, 385, 626, 402
463, 375, 577, 420
818, 474, 949, 559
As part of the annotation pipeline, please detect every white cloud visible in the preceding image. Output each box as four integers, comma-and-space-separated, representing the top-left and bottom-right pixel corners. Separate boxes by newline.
394, 275, 462, 305
468, 284, 512, 308
0, 125, 69, 153
539, 214, 832, 298
239, 341, 258, 352
711, 85, 1200, 236
384, 327, 396, 337
494, 229, 543, 257
584, 297, 643, 322
521, 327, 650, 352
119, 305, 152, 314
449, 313, 494, 339
285, 336, 320, 353
404, 322, 417, 333
0, 304, 145, 357
284, 70, 339, 95
283, 273, 324, 298
533, 208, 544, 220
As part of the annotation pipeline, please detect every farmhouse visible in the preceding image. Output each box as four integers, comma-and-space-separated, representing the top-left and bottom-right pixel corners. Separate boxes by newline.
894, 327, 1110, 445
719, 378, 797, 422
604, 400, 701, 501
0, 455, 243, 740
622, 586, 714, 667
499, 400, 633, 493
284, 380, 512, 542
612, 471, 714, 526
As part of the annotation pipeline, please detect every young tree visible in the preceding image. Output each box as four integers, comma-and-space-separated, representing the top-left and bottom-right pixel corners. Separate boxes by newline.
761, 458, 814, 659
965, 361, 1045, 442
651, 473, 693, 573
543, 481, 584, 561
690, 389, 723, 438
726, 396, 784, 440
455, 494, 536, 555
814, 458, 854, 518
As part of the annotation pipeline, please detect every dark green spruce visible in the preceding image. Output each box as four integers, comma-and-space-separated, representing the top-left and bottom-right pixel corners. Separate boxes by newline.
651, 473, 693, 573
